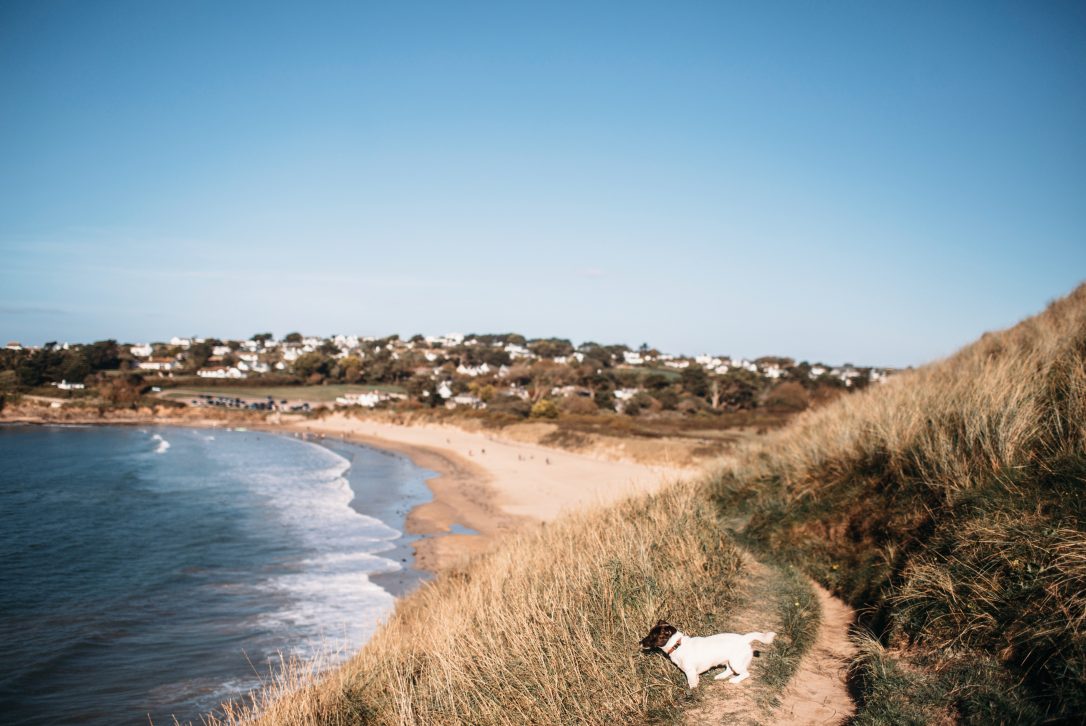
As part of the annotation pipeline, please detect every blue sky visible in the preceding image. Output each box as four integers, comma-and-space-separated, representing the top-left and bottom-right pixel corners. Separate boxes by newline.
2, 1, 1083, 367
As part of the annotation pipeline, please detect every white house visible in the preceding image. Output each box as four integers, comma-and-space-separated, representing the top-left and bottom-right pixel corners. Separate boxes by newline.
336, 391, 382, 408
501, 385, 531, 400
56, 380, 85, 390
623, 351, 644, 365
197, 366, 246, 379
613, 387, 643, 413
762, 364, 786, 379
733, 358, 759, 373
447, 393, 485, 410
869, 369, 891, 384
332, 334, 360, 350
138, 357, 179, 372
335, 390, 408, 408
237, 360, 271, 374
504, 343, 534, 359
130, 344, 153, 358
831, 367, 863, 387
456, 362, 491, 377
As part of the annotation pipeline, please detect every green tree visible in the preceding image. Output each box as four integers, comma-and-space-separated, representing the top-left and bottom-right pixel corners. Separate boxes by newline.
284, 332, 303, 343
528, 338, 574, 359
680, 365, 710, 398
188, 341, 213, 371
644, 373, 671, 391
83, 340, 120, 371
58, 352, 90, 383
650, 388, 679, 410
341, 356, 363, 383
251, 332, 273, 343
293, 351, 331, 380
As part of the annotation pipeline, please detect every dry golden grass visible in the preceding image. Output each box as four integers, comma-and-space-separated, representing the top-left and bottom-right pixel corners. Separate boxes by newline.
715, 283, 1086, 722
206, 481, 750, 725
726, 283, 1086, 508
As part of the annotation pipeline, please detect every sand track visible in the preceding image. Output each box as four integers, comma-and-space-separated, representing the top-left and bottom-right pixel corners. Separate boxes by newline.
771, 582, 857, 725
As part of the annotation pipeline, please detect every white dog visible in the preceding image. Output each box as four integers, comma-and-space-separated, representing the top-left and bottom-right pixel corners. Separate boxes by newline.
639, 620, 776, 688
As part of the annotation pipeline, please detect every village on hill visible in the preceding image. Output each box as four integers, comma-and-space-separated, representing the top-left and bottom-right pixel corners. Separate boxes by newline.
2, 332, 895, 418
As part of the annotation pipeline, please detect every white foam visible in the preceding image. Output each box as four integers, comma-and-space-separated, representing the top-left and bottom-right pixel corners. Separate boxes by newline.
215, 434, 404, 660
151, 433, 171, 454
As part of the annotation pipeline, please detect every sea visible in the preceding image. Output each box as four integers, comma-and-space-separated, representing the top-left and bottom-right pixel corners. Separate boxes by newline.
0, 424, 435, 725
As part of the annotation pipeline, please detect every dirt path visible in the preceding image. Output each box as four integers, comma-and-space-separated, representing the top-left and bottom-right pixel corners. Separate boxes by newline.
771, 583, 857, 725
680, 571, 856, 726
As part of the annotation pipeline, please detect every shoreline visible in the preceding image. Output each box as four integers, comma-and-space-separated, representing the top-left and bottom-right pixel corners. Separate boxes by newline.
275, 413, 692, 572
273, 422, 526, 574
312, 436, 435, 600
2, 409, 695, 574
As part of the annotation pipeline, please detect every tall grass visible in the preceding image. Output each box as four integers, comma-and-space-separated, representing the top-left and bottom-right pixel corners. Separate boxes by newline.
714, 284, 1086, 722
209, 482, 755, 725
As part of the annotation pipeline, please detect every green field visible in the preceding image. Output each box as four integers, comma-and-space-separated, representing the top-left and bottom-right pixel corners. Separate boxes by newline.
162, 383, 407, 403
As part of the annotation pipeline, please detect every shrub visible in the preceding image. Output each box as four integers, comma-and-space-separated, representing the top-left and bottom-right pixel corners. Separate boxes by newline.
488, 396, 532, 418
558, 395, 598, 415
529, 399, 559, 419
762, 381, 809, 412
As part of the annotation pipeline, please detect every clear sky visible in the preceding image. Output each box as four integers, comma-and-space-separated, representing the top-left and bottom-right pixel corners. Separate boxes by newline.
2, 1, 1084, 367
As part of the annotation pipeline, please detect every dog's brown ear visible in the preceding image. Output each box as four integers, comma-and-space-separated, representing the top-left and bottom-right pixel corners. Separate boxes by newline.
655, 619, 667, 626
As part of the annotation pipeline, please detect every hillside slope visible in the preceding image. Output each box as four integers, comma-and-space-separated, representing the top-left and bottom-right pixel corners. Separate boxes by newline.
715, 284, 1086, 723
209, 482, 816, 725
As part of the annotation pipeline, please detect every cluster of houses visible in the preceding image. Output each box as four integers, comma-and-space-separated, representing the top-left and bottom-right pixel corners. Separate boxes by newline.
9, 332, 894, 411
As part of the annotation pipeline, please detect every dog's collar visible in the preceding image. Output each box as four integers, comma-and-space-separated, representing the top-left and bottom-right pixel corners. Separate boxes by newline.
665, 637, 683, 655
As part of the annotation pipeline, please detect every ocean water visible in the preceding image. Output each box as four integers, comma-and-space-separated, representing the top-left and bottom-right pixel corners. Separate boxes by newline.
0, 425, 434, 725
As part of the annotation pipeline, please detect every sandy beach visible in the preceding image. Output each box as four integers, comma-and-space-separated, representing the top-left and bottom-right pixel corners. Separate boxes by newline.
276, 413, 693, 572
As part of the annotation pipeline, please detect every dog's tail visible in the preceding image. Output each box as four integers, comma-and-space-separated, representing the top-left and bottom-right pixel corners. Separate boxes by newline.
744, 631, 776, 645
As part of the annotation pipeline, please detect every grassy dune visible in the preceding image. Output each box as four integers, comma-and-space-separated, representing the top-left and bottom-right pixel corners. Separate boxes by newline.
211, 285, 1085, 724
210, 482, 813, 725
715, 284, 1086, 723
